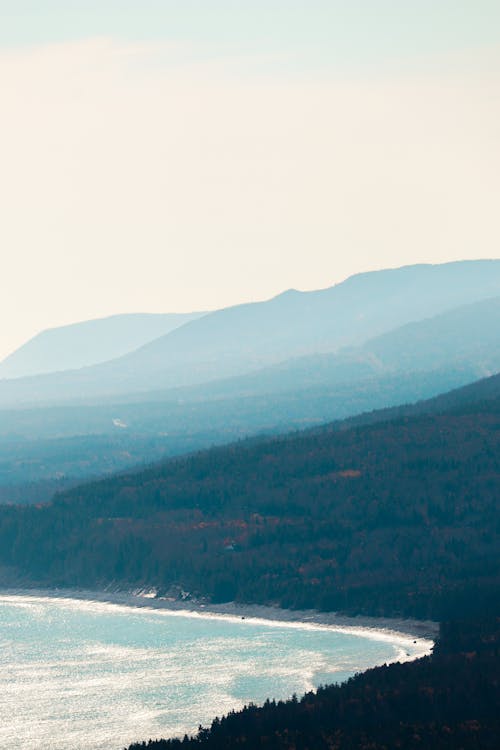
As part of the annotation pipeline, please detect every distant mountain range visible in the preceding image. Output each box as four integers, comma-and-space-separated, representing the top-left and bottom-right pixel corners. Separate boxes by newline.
1, 259, 500, 407
2, 292, 499, 436
153, 294, 500, 403
0, 311, 205, 380
0, 261, 499, 503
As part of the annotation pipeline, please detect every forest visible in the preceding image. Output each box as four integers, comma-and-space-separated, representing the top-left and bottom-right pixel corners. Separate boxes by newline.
0, 375, 498, 750
0, 378, 498, 622
0, 365, 485, 505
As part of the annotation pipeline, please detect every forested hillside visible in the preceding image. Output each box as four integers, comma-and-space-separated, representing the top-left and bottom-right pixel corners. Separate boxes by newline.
2, 372, 497, 509
1, 288, 498, 509
339, 370, 500, 429
0, 381, 498, 621
1, 363, 498, 750
1, 295, 498, 504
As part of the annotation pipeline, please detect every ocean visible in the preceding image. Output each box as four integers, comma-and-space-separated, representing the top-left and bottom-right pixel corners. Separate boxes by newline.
0, 593, 428, 750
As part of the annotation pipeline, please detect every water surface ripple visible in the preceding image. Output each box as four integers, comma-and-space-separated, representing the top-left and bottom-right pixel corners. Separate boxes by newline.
0, 594, 428, 750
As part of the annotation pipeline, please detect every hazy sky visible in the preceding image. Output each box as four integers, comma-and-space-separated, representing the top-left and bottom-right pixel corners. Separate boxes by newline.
1, 1, 499, 360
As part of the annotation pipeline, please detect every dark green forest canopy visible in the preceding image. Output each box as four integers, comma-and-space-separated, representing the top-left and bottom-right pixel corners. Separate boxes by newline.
1, 386, 498, 620
2, 369, 499, 506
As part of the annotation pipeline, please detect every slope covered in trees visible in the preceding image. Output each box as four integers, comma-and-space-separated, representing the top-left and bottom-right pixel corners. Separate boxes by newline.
1, 294, 498, 504
0, 377, 498, 621
337, 370, 500, 429
2, 371, 498, 507
1, 373, 498, 749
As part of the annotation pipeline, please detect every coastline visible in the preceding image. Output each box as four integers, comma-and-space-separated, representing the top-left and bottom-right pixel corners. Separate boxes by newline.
0, 585, 438, 654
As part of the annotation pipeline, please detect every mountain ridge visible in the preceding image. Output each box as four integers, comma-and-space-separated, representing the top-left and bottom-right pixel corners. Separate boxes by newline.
0, 311, 206, 380
1, 260, 500, 407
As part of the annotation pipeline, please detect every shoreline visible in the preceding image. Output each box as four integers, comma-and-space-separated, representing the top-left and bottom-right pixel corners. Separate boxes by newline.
0, 585, 438, 653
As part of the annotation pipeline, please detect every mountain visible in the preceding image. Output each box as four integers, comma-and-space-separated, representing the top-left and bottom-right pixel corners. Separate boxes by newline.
145, 294, 500, 402
340, 366, 500, 430
1, 370, 498, 620
0, 293, 498, 503
1, 260, 500, 406
116, 260, 500, 379
0, 295, 498, 441
0, 311, 205, 380
0, 370, 493, 505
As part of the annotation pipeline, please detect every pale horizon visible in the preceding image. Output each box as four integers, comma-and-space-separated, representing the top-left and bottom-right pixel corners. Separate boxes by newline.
1, 1, 499, 361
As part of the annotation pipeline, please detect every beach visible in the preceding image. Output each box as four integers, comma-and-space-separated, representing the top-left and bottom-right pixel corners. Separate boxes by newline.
0, 585, 438, 648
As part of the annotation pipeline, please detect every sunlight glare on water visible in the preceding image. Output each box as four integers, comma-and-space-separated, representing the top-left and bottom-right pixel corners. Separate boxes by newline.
0, 594, 428, 750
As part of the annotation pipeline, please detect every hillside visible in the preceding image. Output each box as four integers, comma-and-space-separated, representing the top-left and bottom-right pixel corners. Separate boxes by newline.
1, 294, 499, 434
0, 375, 498, 621
0, 368, 483, 506
340, 370, 500, 430
111, 260, 500, 383
0, 293, 498, 503
1, 260, 499, 407
0, 312, 205, 380
3, 370, 491, 506
141, 294, 500, 402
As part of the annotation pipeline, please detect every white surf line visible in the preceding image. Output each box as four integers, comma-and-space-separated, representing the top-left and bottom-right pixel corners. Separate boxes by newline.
0, 589, 435, 661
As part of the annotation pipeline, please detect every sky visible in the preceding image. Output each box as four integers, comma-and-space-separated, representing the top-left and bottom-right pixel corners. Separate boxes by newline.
1, 1, 499, 360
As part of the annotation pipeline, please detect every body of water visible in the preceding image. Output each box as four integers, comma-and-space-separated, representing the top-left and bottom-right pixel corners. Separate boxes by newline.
0, 593, 429, 750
